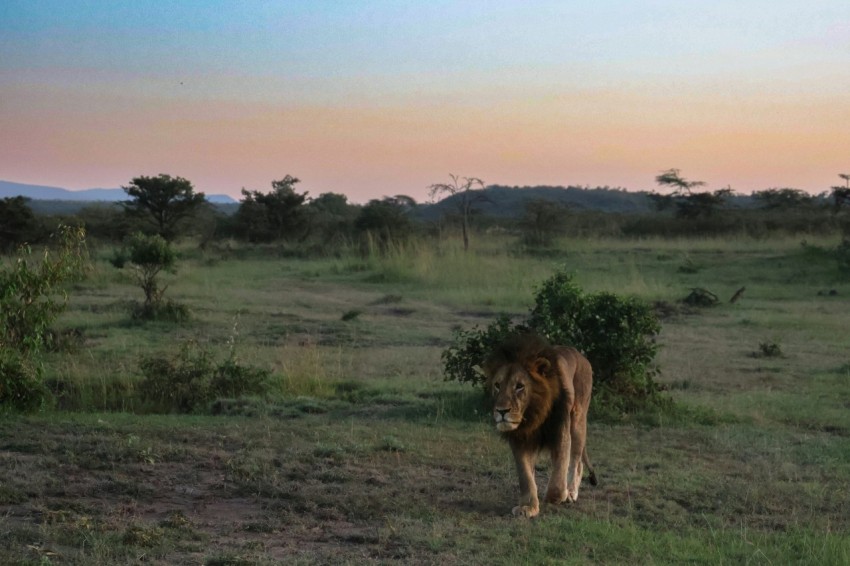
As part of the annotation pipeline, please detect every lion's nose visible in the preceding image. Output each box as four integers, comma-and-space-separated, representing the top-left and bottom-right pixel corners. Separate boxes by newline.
495, 408, 509, 418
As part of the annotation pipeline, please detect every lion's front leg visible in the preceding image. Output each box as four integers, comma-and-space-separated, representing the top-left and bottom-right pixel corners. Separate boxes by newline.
511, 445, 539, 518
545, 414, 572, 504
567, 406, 588, 502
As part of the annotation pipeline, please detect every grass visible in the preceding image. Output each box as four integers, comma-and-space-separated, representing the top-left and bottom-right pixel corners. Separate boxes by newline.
2, 232, 850, 564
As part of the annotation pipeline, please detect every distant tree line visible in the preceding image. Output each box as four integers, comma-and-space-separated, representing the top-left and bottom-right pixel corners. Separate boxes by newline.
2, 171, 850, 254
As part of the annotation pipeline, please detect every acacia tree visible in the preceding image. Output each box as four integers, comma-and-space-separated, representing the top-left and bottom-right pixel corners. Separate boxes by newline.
123, 174, 206, 240
654, 168, 706, 194
652, 169, 730, 219
428, 174, 487, 251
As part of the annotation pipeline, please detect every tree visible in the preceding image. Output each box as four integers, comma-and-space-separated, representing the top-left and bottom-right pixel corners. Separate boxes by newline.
126, 233, 177, 316
652, 169, 730, 219
428, 174, 487, 251
0, 197, 43, 251
123, 174, 206, 240
654, 168, 706, 194
354, 196, 414, 253
234, 176, 309, 242
752, 188, 815, 209
831, 173, 850, 210
675, 188, 732, 219
303, 192, 360, 248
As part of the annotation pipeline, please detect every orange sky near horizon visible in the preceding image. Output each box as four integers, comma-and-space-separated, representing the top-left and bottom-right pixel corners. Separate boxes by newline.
2, 2, 849, 203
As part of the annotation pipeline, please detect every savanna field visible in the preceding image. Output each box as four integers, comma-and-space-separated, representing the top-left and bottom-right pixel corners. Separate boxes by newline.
2, 233, 850, 564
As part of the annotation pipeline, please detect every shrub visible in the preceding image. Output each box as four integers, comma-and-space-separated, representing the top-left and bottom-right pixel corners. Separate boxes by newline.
0, 351, 47, 412
753, 341, 783, 358
138, 341, 271, 413
0, 226, 88, 411
442, 271, 665, 416
529, 272, 663, 412
126, 232, 176, 310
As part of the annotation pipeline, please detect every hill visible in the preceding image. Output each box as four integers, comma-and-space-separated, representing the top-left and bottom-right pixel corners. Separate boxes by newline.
0, 180, 236, 204
416, 185, 654, 220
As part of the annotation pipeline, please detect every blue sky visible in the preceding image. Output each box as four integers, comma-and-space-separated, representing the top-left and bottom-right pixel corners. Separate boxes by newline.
2, 1, 848, 201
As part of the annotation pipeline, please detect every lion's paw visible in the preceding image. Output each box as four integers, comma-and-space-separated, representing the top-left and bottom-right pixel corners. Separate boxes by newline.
511, 505, 539, 518
544, 490, 569, 505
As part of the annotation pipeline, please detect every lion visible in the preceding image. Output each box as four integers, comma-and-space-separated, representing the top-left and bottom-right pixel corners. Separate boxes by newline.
483, 332, 597, 518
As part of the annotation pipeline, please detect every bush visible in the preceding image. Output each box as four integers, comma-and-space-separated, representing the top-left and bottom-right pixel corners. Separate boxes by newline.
0, 350, 47, 412
138, 341, 271, 413
126, 232, 176, 309
529, 272, 663, 412
0, 226, 88, 411
442, 271, 665, 416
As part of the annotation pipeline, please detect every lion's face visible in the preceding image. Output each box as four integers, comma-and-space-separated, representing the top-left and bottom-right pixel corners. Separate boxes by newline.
489, 363, 535, 432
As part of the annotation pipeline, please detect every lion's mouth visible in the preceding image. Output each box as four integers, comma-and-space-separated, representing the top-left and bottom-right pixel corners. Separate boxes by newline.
494, 413, 521, 431
496, 421, 519, 432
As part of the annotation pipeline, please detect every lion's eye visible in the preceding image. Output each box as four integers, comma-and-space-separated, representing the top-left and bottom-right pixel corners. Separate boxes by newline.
493, 384, 500, 393
515, 383, 525, 393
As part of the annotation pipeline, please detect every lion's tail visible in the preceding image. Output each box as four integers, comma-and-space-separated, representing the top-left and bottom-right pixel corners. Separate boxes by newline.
583, 448, 598, 486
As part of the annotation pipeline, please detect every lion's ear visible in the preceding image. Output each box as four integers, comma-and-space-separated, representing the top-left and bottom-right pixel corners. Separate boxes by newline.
533, 357, 551, 376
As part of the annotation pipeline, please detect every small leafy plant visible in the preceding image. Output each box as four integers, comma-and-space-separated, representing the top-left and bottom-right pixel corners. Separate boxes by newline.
754, 341, 783, 358
118, 233, 189, 321
138, 340, 271, 413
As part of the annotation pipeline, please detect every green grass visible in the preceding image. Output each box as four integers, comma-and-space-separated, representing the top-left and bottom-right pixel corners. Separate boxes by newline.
2, 232, 850, 564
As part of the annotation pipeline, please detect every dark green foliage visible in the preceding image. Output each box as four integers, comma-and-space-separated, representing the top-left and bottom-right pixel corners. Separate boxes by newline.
752, 188, 815, 209
303, 192, 359, 249
0, 350, 47, 412
122, 174, 206, 240
233, 176, 309, 242
123, 233, 180, 317
0, 196, 44, 251
442, 271, 664, 415
441, 314, 519, 387
674, 189, 732, 219
76, 203, 144, 243
754, 341, 783, 358
651, 169, 732, 220
138, 341, 271, 413
354, 196, 415, 253
0, 226, 88, 355
529, 272, 663, 412
341, 309, 362, 321
0, 226, 88, 410
682, 288, 719, 307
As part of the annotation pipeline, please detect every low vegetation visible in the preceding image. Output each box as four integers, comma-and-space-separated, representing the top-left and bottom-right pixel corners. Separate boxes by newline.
1, 187, 850, 563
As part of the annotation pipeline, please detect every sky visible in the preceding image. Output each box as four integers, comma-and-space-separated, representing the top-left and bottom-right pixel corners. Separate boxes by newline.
1, 1, 849, 203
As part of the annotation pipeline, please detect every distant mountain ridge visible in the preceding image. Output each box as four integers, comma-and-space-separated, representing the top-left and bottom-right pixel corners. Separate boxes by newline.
416, 185, 655, 220
0, 180, 236, 204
